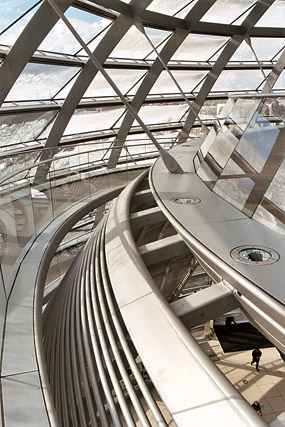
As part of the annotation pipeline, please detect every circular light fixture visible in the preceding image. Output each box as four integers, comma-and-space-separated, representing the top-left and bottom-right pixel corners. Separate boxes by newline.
230, 245, 279, 265
170, 197, 200, 205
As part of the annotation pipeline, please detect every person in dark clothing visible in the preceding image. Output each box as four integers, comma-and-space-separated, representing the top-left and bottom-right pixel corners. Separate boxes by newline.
225, 316, 236, 326
251, 348, 262, 371
251, 400, 262, 416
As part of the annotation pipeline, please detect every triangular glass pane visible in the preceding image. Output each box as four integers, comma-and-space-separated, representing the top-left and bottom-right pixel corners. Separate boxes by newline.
201, 0, 256, 24
0, 1, 42, 46
230, 40, 256, 62
0, 0, 38, 32
256, 1, 285, 27
175, 1, 199, 18
83, 69, 146, 98
272, 70, 285, 90
38, 7, 110, 55
250, 38, 285, 61
171, 34, 228, 62
109, 25, 153, 60
148, 70, 207, 95
146, 0, 193, 16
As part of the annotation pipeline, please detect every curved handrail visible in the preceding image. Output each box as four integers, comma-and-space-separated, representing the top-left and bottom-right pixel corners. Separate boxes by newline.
0, 141, 159, 186
104, 170, 266, 426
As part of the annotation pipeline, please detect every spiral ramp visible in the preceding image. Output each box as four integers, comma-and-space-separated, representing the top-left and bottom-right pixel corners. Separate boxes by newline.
42, 170, 266, 427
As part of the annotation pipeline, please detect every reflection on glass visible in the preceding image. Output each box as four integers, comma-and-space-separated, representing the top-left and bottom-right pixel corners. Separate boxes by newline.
264, 157, 285, 212
213, 177, 254, 211
253, 205, 285, 236
220, 158, 245, 176
208, 127, 238, 169
197, 161, 218, 185
200, 128, 216, 157
235, 116, 280, 173
228, 98, 261, 132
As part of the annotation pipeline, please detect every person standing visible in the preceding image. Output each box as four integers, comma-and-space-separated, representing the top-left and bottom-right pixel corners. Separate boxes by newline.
251, 348, 262, 371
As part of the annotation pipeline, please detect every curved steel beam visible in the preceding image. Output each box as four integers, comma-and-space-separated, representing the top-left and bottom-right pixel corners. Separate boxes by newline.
38, 0, 151, 157
74, 0, 285, 38
0, 0, 74, 107
107, 0, 216, 168
47, 0, 181, 174
178, 0, 275, 142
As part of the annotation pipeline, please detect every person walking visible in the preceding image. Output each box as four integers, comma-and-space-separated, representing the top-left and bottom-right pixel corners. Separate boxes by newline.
251, 348, 262, 371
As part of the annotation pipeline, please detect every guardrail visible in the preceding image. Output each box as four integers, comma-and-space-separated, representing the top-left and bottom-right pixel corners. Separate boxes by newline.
0, 142, 158, 425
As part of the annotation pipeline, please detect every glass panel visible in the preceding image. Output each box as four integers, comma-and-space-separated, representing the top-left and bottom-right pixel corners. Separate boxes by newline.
212, 70, 268, 92
175, 1, 200, 18
170, 34, 228, 62
201, 0, 256, 24
146, 0, 193, 15
133, 103, 189, 126
148, 70, 207, 95
0, 0, 37, 33
264, 157, 285, 212
84, 69, 146, 98
38, 7, 110, 55
227, 98, 261, 132
0, 110, 57, 148
235, 114, 280, 173
256, 1, 285, 27
0, 151, 41, 177
0, 195, 21, 289
220, 158, 246, 176
0, 263, 6, 355
272, 70, 285, 90
200, 128, 216, 157
230, 40, 256, 62
0, 1, 41, 45
250, 38, 285, 61
253, 205, 285, 235
63, 107, 125, 136
109, 25, 154, 59
6, 63, 80, 101
207, 127, 239, 169
213, 177, 255, 210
